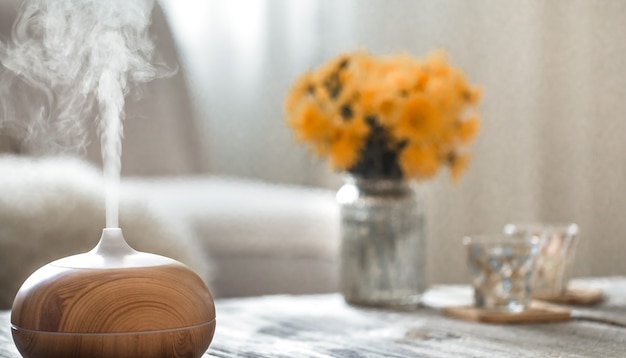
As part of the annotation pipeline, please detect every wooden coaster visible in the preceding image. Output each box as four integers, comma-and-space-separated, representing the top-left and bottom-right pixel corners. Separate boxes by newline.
442, 300, 571, 324
534, 287, 604, 306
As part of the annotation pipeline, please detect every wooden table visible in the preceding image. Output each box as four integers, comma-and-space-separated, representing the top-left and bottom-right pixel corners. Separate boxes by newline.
2, 277, 626, 357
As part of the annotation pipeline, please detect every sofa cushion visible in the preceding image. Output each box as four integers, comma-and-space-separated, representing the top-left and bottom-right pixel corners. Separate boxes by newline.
123, 177, 340, 297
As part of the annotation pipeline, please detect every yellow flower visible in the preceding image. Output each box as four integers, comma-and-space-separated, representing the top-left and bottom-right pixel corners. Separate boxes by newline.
375, 95, 398, 126
284, 71, 313, 114
465, 85, 482, 105
412, 67, 429, 92
336, 80, 358, 110
358, 83, 381, 115
426, 76, 457, 111
350, 50, 377, 77
425, 49, 450, 77
392, 94, 441, 143
383, 70, 413, 95
287, 97, 332, 143
450, 152, 471, 182
457, 114, 481, 143
399, 143, 440, 179
328, 117, 370, 170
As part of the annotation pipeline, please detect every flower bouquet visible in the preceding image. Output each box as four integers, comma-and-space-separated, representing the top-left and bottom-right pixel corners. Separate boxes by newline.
285, 49, 481, 181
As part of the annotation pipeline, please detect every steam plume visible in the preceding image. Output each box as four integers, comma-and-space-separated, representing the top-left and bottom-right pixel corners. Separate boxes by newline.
0, 0, 171, 227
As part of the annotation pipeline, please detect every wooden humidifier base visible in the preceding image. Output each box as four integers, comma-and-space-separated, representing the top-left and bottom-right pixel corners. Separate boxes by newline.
11, 229, 216, 358
12, 323, 215, 358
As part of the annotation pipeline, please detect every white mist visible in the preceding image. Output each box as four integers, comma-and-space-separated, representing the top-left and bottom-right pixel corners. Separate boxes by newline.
0, 0, 171, 229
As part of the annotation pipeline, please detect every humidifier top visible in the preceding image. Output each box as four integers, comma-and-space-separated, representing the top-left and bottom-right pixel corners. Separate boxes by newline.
49, 228, 178, 269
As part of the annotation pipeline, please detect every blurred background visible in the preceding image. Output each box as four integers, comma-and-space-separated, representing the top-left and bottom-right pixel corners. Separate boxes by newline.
158, 0, 626, 283
2, 0, 625, 299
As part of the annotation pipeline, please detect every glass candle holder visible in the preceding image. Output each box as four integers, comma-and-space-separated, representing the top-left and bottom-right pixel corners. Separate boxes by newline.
463, 234, 540, 312
503, 223, 578, 299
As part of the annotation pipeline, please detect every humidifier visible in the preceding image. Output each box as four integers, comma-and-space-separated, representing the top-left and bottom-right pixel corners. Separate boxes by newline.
10, 228, 216, 358
5, 1, 215, 356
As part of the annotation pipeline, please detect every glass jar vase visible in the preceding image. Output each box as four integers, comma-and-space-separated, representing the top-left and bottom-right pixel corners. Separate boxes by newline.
336, 176, 426, 309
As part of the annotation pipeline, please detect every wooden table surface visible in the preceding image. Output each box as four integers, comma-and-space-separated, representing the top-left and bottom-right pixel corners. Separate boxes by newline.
2, 277, 626, 357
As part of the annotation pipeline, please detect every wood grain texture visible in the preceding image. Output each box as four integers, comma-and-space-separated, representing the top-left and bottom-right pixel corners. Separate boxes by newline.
10, 262, 215, 358
11, 323, 214, 358
2, 276, 626, 357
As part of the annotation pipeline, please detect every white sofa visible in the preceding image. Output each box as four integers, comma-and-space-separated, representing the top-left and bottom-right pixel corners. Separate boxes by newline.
0, 155, 340, 309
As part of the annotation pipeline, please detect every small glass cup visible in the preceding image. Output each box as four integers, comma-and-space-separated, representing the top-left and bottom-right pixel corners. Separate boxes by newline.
503, 223, 578, 299
463, 234, 540, 312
